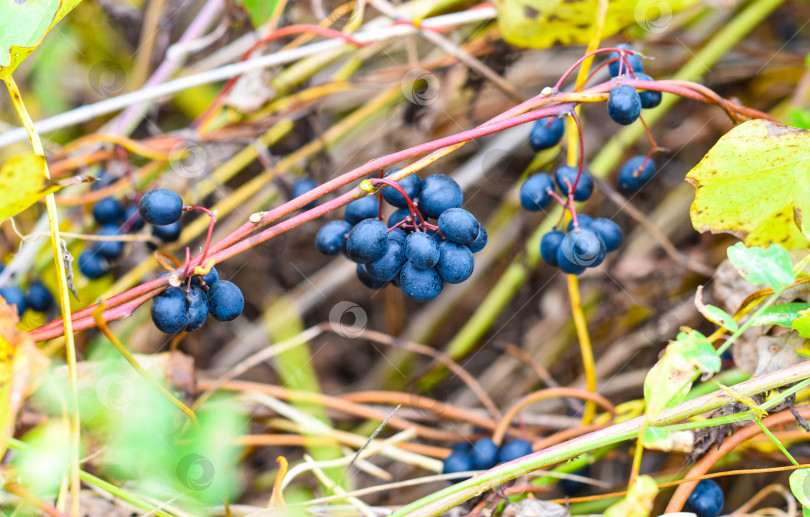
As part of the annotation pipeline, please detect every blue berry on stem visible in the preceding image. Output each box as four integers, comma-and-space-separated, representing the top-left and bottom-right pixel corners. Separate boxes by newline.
382, 170, 422, 208
138, 189, 183, 226
356, 264, 388, 289
92, 197, 124, 225
540, 230, 565, 267
418, 174, 463, 218
634, 72, 662, 109
685, 480, 724, 517
152, 221, 182, 243
26, 281, 53, 312
346, 219, 388, 264
405, 232, 440, 269
207, 280, 245, 321
442, 452, 472, 479
185, 285, 208, 331
315, 220, 353, 255
467, 226, 487, 253
566, 214, 594, 232
192, 267, 219, 287
608, 43, 643, 77
0, 286, 27, 315
123, 204, 146, 231
520, 173, 556, 211
399, 262, 442, 302
589, 218, 622, 252
529, 117, 565, 151
95, 224, 125, 260
607, 84, 642, 125
388, 228, 407, 244
438, 208, 480, 245
559, 229, 605, 270
471, 438, 498, 470
497, 439, 533, 463
151, 287, 188, 334
435, 242, 474, 284
618, 156, 656, 191
387, 207, 416, 229
345, 196, 380, 225
555, 166, 594, 202
78, 250, 110, 279
291, 178, 319, 210
366, 239, 407, 282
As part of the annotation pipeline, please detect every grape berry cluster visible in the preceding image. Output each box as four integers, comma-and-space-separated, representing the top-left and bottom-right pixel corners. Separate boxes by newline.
0, 263, 54, 317
315, 172, 486, 302
442, 438, 532, 478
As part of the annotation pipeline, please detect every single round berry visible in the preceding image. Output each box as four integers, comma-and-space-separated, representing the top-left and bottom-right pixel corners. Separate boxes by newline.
618, 156, 656, 191
26, 281, 53, 312
589, 218, 623, 252
207, 280, 244, 322
438, 208, 480, 245
555, 166, 594, 202
356, 264, 388, 289
497, 439, 533, 464
399, 262, 442, 302
607, 85, 642, 125
151, 221, 182, 243
556, 247, 586, 275
78, 250, 110, 279
0, 286, 27, 315
520, 173, 556, 211
685, 480, 724, 517
123, 204, 146, 231
540, 230, 565, 267
468, 226, 488, 253
92, 197, 124, 225
608, 43, 644, 77
418, 174, 463, 219
559, 229, 605, 269
442, 452, 472, 478
388, 228, 407, 244
366, 239, 407, 282
185, 285, 208, 331
471, 438, 498, 470
151, 287, 188, 334
346, 219, 388, 264
345, 196, 380, 226
634, 72, 662, 109
138, 189, 183, 226
382, 170, 422, 209
566, 214, 595, 232
529, 117, 565, 152
435, 242, 474, 284
95, 224, 125, 260
405, 232, 440, 269
192, 267, 219, 287
316, 220, 353, 255
291, 178, 319, 210
388, 207, 418, 229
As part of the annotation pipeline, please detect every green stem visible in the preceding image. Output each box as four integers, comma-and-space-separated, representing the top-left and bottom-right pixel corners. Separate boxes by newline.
755, 419, 799, 466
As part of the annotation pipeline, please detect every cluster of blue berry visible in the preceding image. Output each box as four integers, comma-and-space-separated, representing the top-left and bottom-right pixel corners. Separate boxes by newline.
315, 172, 486, 302
520, 44, 668, 274
78, 189, 183, 279
442, 438, 532, 479
0, 263, 54, 317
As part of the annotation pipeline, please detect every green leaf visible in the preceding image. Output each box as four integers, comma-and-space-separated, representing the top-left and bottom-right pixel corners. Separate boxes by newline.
789, 108, 810, 130
604, 475, 658, 517
643, 329, 720, 420
0, 0, 82, 78
727, 242, 795, 291
790, 469, 810, 508
239, 0, 279, 27
688, 120, 810, 249
493, 0, 699, 49
702, 304, 738, 331
749, 302, 810, 328
792, 309, 810, 339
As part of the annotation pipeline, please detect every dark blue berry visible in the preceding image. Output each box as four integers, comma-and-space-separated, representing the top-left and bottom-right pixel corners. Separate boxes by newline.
589, 219, 622, 252
608, 85, 642, 125
399, 262, 442, 302
346, 219, 388, 264
435, 242, 474, 284
356, 264, 388, 289
151, 221, 182, 243
559, 230, 605, 269
292, 178, 319, 210
0, 286, 27, 315
468, 226, 487, 253
438, 208, 480, 245
316, 220, 353, 255
442, 452, 472, 478
123, 205, 145, 231
151, 287, 188, 334
138, 189, 183, 226
497, 439, 533, 463
555, 166, 594, 202
366, 239, 407, 282
405, 232, 440, 269
207, 280, 244, 321
95, 224, 125, 260
92, 197, 124, 225
618, 156, 656, 191
529, 117, 565, 152
634, 72, 661, 109
192, 267, 219, 287
26, 281, 53, 312
185, 285, 208, 331
471, 438, 498, 470
388, 228, 407, 244
345, 196, 380, 226
540, 231, 565, 267
608, 43, 643, 77
78, 250, 110, 279
382, 170, 422, 209
387, 207, 418, 229
566, 214, 595, 232
685, 480, 724, 517
418, 175, 463, 219
555, 243, 586, 275
520, 173, 556, 211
